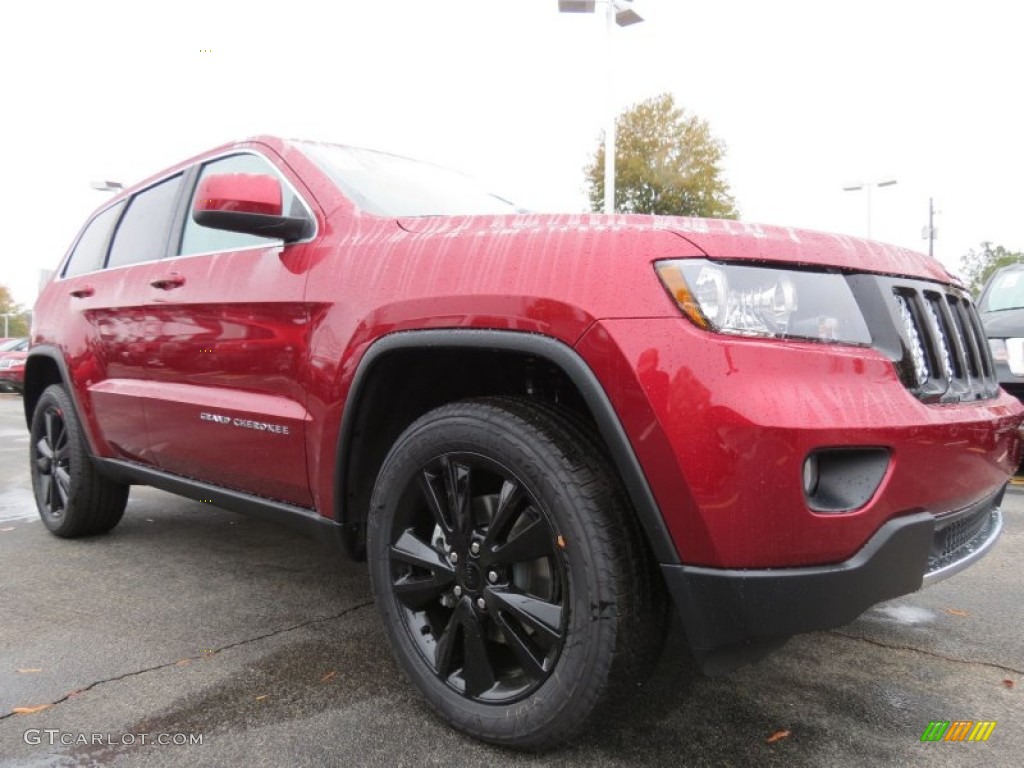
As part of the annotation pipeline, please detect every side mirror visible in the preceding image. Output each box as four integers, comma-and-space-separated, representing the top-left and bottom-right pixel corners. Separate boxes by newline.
192, 173, 313, 242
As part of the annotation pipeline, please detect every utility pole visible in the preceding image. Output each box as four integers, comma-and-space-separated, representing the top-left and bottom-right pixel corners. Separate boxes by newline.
922, 197, 938, 259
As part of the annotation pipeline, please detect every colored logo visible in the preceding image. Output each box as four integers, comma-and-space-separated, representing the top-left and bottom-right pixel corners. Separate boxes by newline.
921, 721, 996, 742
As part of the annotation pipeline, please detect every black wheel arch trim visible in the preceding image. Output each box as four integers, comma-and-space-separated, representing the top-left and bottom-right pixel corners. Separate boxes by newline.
336, 329, 680, 565
23, 346, 93, 446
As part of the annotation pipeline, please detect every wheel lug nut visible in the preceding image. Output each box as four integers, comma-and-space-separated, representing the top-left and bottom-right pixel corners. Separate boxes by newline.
470, 542, 480, 555
487, 571, 499, 584
453, 586, 462, 597
449, 552, 458, 564
476, 598, 486, 610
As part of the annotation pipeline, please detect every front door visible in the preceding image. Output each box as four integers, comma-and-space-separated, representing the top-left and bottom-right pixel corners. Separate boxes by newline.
140, 150, 321, 507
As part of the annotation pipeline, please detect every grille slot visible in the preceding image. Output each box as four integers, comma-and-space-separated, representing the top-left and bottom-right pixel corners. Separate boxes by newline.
928, 494, 1001, 576
923, 490, 1004, 585
892, 287, 998, 402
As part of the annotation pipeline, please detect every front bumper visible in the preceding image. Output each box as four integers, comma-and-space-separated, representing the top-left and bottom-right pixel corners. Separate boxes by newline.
577, 317, 1023, 568
663, 487, 1005, 674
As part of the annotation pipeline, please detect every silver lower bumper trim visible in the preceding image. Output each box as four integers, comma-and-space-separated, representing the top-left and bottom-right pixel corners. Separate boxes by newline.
922, 507, 1003, 586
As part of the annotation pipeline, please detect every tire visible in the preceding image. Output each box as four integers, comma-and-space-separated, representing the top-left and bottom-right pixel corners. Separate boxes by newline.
29, 384, 129, 537
367, 397, 665, 749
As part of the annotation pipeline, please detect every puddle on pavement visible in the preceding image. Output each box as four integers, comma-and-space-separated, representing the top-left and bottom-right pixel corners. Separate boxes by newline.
868, 604, 936, 625
0, 486, 39, 523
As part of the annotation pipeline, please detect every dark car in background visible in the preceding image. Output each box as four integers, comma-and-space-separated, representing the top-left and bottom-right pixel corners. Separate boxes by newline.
978, 263, 1024, 403
0, 338, 29, 393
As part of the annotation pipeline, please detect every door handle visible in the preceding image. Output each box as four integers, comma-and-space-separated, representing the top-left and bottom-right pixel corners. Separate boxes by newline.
150, 274, 185, 290
69, 285, 94, 298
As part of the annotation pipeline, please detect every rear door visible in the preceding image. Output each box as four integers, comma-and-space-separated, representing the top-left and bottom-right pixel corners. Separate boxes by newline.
52, 172, 186, 463
140, 150, 321, 507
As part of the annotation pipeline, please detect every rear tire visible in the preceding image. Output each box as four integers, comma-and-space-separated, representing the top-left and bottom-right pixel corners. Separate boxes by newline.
367, 397, 665, 749
29, 384, 128, 537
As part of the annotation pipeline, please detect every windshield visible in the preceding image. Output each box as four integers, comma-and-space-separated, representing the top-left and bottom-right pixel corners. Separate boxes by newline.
980, 269, 1024, 312
296, 141, 520, 218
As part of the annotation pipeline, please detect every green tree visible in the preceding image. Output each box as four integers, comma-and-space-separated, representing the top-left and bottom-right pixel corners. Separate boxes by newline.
0, 284, 30, 337
959, 242, 1024, 296
585, 93, 739, 218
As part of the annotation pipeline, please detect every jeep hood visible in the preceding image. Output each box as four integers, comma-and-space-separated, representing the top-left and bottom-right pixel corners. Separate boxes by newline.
980, 307, 1024, 337
395, 213, 956, 285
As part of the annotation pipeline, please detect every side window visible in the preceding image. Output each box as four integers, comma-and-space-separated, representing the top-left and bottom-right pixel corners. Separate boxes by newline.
107, 174, 184, 269
179, 153, 303, 257
62, 202, 125, 277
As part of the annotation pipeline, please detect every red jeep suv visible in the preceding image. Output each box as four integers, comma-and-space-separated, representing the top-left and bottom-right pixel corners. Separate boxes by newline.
25, 137, 1022, 748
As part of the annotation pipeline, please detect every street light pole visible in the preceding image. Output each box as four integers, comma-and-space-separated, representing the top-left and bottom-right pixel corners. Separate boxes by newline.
841, 179, 897, 238
603, 0, 615, 216
558, 1, 644, 215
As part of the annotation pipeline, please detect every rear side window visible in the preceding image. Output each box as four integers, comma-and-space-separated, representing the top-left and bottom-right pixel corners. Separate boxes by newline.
107, 174, 184, 269
62, 202, 124, 277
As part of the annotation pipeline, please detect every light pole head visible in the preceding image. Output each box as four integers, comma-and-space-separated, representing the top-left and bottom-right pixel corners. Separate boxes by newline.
90, 181, 124, 192
558, 0, 596, 12
614, 8, 643, 25
876, 179, 898, 188
559, 0, 644, 25
613, 1, 644, 26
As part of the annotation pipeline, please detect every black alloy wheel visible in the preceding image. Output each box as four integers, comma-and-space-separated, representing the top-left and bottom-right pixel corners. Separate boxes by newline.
30, 384, 128, 537
367, 397, 666, 749
35, 401, 71, 518
389, 452, 567, 703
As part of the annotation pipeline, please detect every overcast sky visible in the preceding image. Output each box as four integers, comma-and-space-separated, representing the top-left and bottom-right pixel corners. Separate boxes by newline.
2, 0, 1021, 307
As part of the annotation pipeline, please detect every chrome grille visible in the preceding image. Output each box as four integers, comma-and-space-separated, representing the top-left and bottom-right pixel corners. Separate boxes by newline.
892, 288, 998, 402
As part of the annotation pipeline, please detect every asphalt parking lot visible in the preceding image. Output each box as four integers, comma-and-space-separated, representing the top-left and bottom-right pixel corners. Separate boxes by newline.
0, 392, 1020, 767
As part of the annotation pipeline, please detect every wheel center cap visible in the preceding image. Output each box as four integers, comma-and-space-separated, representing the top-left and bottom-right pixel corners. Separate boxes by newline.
460, 562, 482, 592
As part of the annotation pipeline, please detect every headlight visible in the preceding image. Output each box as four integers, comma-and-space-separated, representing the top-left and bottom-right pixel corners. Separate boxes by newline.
655, 259, 872, 345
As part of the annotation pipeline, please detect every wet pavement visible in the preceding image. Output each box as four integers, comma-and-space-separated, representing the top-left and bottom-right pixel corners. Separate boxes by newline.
0, 393, 1020, 767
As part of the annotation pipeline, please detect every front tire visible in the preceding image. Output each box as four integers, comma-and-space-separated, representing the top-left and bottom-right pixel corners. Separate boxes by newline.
29, 384, 129, 537
367, 397, 663, 749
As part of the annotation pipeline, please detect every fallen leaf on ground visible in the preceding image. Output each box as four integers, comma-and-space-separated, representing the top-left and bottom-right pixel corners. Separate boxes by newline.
0, 527, 15, 532
1003, 679, 1015, 689
255, 694, 269, 701
66, 689, 84, 699
320, 671, 336, 683
17, 668, 42, 674
945, 608, 969, 617
13, 704, 52, 715
175, 659, 191, 666
766, 729, 791, 744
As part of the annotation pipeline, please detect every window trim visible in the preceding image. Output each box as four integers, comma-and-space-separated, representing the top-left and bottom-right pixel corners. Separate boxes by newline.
58, 199, 126, 279
170, 149, 319, 262
55, 148, 319, 280
104, 171, 186, 271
